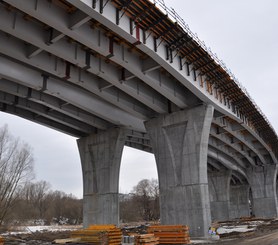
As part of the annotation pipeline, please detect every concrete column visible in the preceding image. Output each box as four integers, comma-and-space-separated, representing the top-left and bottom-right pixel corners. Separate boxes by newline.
229, 184, 250, 219
145, 104, 214, 237
77, 128, 126, 227
208, 170, 231, 221
247, 165, 278, 218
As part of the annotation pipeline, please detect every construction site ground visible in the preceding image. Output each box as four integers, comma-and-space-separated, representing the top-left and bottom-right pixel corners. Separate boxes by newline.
1, 218, 278, 244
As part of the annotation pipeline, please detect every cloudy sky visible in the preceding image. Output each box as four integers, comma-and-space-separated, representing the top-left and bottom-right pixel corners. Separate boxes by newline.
1, 0, 278, 198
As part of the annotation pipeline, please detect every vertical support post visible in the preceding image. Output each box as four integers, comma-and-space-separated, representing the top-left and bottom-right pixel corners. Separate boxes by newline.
165, 46, 169, 60
229, 184, 250, 219
116, 8, 120, 25
129, 19, 133, 35
145, 104, 214, 237
106, 37, 114, 59
247, 165, 278, 218
64, 61, 71, 80
84, 50, 91, 70
179, 56, 183, 71
77, 128, 126, 226
143, 30, 146, 44
92, 0, 97, 9
193, 69, 197, 81
169, 48, 173, 63
208, 170, 231, 221
186, 62, 190, 76
153, 37, 157, 52
135, 25, 141, 45
99, 0, 104, 14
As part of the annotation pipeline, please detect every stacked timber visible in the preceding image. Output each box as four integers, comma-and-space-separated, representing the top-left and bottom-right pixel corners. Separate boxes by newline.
135, 234, 159, 245
147, 225, 190, 244
71, 224, 122, 245
0, 236, 4, 245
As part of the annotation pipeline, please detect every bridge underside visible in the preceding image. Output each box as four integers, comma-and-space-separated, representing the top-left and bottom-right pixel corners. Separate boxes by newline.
0, 0, 278, 237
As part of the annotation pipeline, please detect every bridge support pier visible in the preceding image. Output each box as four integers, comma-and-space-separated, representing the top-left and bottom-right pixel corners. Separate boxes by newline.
247, 165, 278, 218
208, 170, 231, 221
229, 184, 250, 219
77, 128, 126, 227
145, 104, 214, 237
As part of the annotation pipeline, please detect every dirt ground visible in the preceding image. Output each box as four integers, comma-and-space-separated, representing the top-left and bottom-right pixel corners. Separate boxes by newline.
198, 218, 278, 245
211, 229, 278, 245
2, 218, 278, 244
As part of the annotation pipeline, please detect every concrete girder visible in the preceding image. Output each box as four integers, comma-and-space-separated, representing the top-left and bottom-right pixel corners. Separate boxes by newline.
0, 55, 145, 131
0, 78, 111, 130
65, 0, 246, 121
0, 91, 95, 134
142, 57, 161, 73
207, 147, 247, 178
0, 103, 86, 137
231, 171, 247, 184
66, 0, 276, 163
2, 0, 195, 110
212, 119, 268, 165
0, 11, 165, 117
47, 29, 65, 45
125, 141, 152, 153
208, 138, 248, 170
2, 0, 273, 165
210, 132, 256, 166
207, 157, 226, 171
69, 9, 92, 30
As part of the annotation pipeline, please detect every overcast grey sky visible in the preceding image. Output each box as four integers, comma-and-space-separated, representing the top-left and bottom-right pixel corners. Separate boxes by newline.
1, 0, 278, 198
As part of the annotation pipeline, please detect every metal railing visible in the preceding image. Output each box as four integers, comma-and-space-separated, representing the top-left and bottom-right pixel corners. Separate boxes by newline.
150, 0, 277, 138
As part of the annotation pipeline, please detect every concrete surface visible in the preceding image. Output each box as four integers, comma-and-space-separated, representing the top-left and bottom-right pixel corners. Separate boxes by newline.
77, 128, 126, 227
145, 104, 214, 237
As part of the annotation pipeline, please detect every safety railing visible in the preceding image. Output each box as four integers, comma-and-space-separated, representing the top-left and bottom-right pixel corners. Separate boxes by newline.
150, 0, 277, 138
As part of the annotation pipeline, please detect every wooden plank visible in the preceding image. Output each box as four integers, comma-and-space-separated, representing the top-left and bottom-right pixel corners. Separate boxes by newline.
53, 238, 81, 244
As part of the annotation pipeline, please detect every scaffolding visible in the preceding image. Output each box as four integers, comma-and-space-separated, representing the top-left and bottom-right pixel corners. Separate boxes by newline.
111, 0, 278, 157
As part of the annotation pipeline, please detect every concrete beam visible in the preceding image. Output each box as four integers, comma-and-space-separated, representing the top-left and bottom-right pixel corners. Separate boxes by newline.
0, 78, 111, 130
0, 55, 145, 131
2, 0, 193, 109
0, 22, 164, 117
1, 103, 85, 137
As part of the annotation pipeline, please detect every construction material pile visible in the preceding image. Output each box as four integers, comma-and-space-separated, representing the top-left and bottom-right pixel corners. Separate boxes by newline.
134, 234, 159, 245
147, 225, 190, 244
71, 225, 122, 245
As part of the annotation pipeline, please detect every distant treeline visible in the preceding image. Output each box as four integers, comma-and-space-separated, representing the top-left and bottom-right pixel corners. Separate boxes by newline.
7, 181, 83, 225
0, 125, 159, 226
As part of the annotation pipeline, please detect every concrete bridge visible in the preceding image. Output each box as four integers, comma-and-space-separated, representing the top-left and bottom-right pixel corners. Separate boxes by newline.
0, 0, 278, 237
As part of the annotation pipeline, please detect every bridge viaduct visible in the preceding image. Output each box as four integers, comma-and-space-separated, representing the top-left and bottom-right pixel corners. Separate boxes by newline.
0, 0, 278, 237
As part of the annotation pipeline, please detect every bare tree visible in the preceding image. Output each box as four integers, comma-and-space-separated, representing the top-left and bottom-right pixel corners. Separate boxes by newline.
131, 179, 160, 221
24, 180, 51, 219
0, 125, 34, 224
